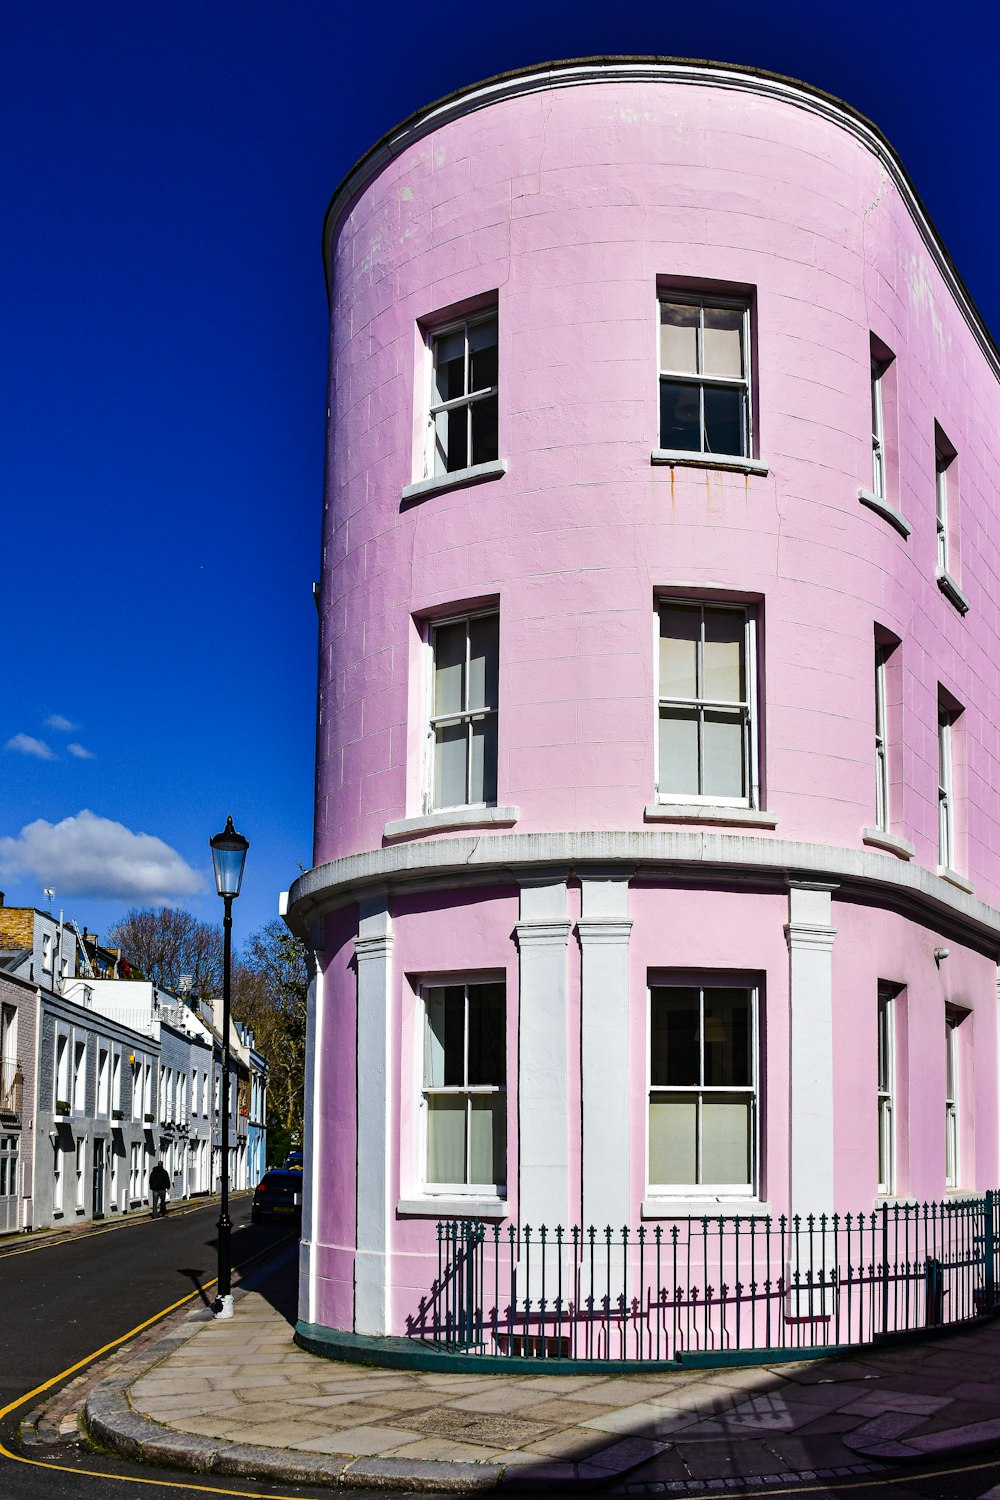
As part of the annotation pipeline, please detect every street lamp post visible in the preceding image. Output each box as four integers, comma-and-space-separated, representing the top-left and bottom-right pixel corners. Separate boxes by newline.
209, 815, 249, 1320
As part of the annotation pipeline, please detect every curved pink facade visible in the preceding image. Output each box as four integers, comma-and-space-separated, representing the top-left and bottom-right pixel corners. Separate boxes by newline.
288, 61, 1000, 1344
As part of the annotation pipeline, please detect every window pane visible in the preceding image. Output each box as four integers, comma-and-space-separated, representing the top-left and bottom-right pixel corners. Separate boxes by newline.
659, 606, 699, 699
702, 610, 744, 701
703, 307, 743, 378
433, 622, 466, 716
467, 984, 505, 1085
659, 303, 699, 374
702, 1097, 751, 1185
468, 318, 498, 391
659, 708, 699, 796
427, 1096, 465, 1183
703, 989, 751, 1087
470, 394, 498, 465
469, 716, 498, 804
469, 1095, 505, 1185
703, 710, 745, 800
433, 329, 466, 404
437, 405, 468, 474
704, 385, 745, 456
649, 1095, 697, 1184
659, 380, 700, 451
650, 989, 700, 1086
467, 616, 499, 710
424, 986, 465, 1086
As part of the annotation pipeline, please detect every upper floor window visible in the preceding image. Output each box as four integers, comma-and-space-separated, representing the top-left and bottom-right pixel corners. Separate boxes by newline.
874, 640, 890, 832
658, 296, 751, 458
935, 433, 953, 577
871, 360, 886, 499
422, 981, 506, 1193
428, 611, 499, 812
41, 933, 52, 973
428, 312, 498, 477
657, 601, 757, 805
937, 690, 962, 871
649, 982, 758, 1195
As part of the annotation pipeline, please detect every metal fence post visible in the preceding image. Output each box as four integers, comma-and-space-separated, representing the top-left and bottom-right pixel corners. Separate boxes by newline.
985, 1190, 996, 1311
881, 1202, 890, 1337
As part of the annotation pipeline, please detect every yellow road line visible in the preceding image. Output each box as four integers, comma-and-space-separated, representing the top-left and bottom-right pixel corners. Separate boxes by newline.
0, 1237, 298, 1496
7, 1244, 998, 1500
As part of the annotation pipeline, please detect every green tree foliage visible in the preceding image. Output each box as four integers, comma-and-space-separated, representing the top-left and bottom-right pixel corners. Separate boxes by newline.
232, 919, 309, 1161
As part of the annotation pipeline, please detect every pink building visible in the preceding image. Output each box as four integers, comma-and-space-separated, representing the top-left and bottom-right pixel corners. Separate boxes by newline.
285, 59, 1000, 1361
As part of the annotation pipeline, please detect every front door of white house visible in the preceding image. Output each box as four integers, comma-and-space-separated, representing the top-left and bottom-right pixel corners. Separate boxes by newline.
0, 1133, 19, 1233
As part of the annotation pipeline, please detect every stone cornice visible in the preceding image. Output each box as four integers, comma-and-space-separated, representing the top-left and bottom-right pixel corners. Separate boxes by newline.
321, 57, 1000, 384
284, 830, 1000, 956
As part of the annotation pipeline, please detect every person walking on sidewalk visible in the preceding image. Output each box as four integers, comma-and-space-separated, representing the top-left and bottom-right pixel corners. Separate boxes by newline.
149, 1161, 170, 1218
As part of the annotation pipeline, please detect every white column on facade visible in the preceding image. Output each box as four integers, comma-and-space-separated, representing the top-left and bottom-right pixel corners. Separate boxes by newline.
299, 922, 324, 1327
578, 873, 632, 1233
785, 882, 837, 1219
353, 887, 393, 1335
516, 876, 571, 1233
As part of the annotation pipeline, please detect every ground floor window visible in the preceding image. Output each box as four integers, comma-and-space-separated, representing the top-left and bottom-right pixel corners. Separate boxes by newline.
422, 981, 506, 1192
945, 1009, 963, 1189
648, 981, 757, 1194
877, 985, 896, 1196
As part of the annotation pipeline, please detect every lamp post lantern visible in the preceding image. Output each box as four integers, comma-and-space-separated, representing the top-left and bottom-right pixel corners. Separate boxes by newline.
209, 815, 249, 1319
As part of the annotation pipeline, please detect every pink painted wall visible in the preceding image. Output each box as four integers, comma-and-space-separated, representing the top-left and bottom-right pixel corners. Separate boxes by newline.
305, 64, 1000, 1337
317, 73, 1000, 900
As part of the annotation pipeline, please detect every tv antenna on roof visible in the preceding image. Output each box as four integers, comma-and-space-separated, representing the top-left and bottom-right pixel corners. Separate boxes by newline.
43, 887, 55, 904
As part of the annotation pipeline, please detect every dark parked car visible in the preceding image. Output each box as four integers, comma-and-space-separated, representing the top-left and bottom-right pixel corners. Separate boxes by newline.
251, 1170, 303, 1224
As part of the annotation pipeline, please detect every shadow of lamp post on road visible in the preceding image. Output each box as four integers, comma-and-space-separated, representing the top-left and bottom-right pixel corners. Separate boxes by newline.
209, 815, 249, 1320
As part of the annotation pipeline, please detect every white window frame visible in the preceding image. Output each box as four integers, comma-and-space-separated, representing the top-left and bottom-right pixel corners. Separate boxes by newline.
424, 609, 500, 814
418, 979, 507, 1197
938, 706, 955, 870
55, 1029, 70, 1110
111, 1050, 122, 1115
42, 932, 53, 973
945, 1012, 960, 1190
658, 294, 752, 459
655, 600, 759, 807
936, 447, 951, 577
874, 642, 890, 832
75, 1137, 86, 1211
72, 1036, 87, 1115
97, 1046, 110, 1117
871, 360, 886, 499
425, 310, 499, 479
877, 986, 895, 1196
647, 980, 759, 1198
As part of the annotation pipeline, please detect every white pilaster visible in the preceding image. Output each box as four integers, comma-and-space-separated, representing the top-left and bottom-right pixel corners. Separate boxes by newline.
578, 874, 632, 1232
516, 877, 570, 1232
299, 926, 324, 1325
354, 888, 393, 1335
785, 882, 837, 1218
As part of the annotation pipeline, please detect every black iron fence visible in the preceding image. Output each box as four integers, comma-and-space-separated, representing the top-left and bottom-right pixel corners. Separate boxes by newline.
408, 1194, 1000, 1363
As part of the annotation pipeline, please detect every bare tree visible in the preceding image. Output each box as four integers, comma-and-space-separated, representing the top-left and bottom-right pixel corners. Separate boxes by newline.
106, 907, 224, 995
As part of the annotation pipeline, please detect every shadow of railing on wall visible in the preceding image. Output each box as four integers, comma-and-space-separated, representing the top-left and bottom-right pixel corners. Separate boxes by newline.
405, 1194, 1000, 1367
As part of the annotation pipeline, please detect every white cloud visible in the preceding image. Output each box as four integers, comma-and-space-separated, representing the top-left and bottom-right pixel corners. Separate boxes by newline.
0, 810, 204, 904
6, 733, 56, 761
45, 715, 78, 733
67, 743, 96, 760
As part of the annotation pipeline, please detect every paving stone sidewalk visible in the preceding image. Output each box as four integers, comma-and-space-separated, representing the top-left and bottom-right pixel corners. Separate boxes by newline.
83, 1254, 1000, 1492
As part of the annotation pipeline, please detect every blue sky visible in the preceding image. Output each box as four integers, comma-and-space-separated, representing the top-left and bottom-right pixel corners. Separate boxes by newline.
2, 1, 997, 949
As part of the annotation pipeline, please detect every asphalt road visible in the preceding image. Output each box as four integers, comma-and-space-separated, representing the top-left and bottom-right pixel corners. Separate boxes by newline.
5, 1202, 1000, 1499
